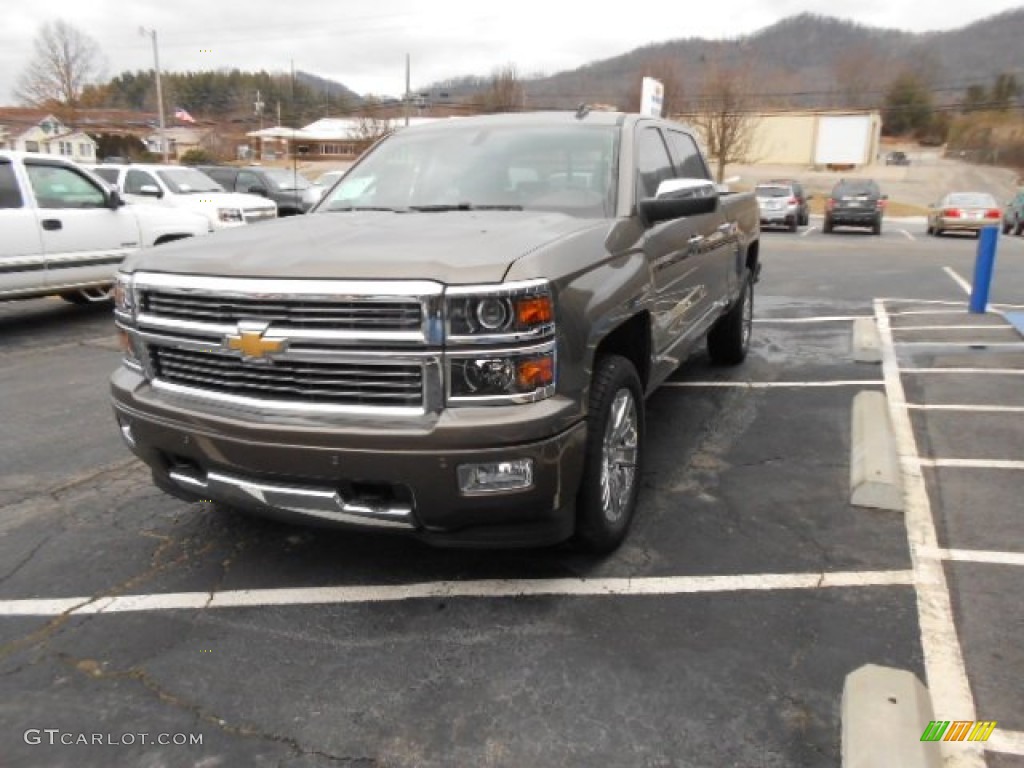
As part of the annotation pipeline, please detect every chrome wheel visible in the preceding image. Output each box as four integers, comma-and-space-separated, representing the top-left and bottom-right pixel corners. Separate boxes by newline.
600, 388, 638, 523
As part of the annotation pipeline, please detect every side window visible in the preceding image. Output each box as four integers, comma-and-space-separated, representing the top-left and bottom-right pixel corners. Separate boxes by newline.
236, 171, 262, 193
635, 127, 675, 200
665, 130, 710, 181
0, 161, 25, 208
25, 164, 105, 209
125, 169, 158, 194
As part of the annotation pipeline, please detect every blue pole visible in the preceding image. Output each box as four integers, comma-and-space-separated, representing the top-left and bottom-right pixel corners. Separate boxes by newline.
969, 226, 999, 314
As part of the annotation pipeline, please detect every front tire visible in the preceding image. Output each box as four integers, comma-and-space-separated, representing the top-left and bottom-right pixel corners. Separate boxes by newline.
575, 356, 644, 554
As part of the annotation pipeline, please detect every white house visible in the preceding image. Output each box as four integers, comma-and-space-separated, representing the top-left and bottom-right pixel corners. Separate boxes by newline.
5, 114, 98, 164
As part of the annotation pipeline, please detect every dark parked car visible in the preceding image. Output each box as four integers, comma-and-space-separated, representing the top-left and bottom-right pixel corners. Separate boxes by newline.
885, 151, 910, 166
824, 179, 886, 235
199, 165, 316, 216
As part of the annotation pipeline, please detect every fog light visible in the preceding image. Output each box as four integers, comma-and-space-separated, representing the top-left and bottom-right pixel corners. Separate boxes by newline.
118, 417, 135, 447
457, 459, 534, 495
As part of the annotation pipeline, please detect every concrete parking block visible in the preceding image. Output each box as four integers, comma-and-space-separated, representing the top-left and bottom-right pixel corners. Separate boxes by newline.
841, 664, 940, 768
853, 317, 883, 363
850, 391, 904, 511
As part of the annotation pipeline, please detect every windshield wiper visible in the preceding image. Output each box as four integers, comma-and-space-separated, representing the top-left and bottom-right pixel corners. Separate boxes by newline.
409, 203, 523, 212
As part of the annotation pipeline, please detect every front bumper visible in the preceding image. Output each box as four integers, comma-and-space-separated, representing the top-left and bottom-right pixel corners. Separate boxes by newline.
111, 368, 586, 547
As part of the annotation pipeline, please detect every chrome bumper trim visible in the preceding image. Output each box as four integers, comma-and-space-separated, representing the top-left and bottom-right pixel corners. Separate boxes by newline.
168, 468, 416, 529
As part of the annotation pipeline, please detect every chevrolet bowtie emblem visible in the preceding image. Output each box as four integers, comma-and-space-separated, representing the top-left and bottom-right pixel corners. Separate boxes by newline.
224, 323, 286, 361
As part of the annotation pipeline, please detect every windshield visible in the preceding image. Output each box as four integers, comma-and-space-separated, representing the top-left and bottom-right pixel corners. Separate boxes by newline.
157, 168, 225, 194
755, 185, 789, 198
262, 168, 311, 190
318, 123, 618, 218
946, 193, 997, 208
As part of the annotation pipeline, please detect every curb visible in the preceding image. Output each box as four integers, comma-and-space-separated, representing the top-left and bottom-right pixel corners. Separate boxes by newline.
842, 664, 940, 768
850, 390, 904, 511
852, 317, 882, 363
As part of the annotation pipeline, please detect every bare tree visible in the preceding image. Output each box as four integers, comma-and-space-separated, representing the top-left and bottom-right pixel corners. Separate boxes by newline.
482, 64, 525, 112
683, 65, 759, 182
16, 20, 105, 108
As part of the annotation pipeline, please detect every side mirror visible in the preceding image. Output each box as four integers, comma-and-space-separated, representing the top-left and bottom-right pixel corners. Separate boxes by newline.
138, 184, 163, 198
638, 178, 719, 226
247, 185, 268, 196
106, 188, 124, 210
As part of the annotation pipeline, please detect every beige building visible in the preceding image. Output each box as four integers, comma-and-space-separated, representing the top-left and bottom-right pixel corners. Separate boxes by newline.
749, 111, 883, 168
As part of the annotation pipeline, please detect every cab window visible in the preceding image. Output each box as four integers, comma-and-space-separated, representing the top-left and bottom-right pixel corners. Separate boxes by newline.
25, 164, 105, 209
635, 126, 675, 200
125, 169, 159, 194
665, 130, 710, 180
0, 161, 24, 208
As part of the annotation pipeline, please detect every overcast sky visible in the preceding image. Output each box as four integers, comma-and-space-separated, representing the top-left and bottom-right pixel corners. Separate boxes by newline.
2, 0, 1021, 107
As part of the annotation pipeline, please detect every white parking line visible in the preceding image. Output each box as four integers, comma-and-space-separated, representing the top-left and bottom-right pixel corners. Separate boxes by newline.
874, 299, 984, 767
900, 368, 1024, 375
891, 325, 1009, 332
888, 309, 968, 317
987, 728, 1024, 756
899, 229, 915, 241
895, 341, 1024, 347
920, 548, 1024, 567
664, 381, 882, 388
755, 316, 868, 323
943, 267, 974, 295
0, 570, 916, 617
800, 226, 817, 237
916, 458, 1024, 470
903, 404, 1024, 413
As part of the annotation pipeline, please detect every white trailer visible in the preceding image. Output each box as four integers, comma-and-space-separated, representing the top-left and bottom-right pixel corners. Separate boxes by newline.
814, 114, 881, 167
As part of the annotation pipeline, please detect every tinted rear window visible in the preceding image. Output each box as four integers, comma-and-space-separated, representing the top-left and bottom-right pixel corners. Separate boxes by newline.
834, 182, 878, 196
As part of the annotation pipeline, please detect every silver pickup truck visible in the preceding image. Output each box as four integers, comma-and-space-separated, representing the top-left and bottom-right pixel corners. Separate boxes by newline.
111, 110, 760, 552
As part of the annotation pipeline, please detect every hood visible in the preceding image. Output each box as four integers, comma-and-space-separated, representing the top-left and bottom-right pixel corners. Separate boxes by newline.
176, 191, 276, 211
123, 209, 604, 284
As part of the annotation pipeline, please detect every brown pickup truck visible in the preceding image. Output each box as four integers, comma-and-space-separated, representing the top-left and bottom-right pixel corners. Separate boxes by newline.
111, 110, 760, 552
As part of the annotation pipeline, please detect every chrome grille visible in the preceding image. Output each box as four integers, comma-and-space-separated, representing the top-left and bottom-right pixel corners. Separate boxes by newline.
151, 346, 423, 407
140, 291, 423, 331
244, 209, 277, 222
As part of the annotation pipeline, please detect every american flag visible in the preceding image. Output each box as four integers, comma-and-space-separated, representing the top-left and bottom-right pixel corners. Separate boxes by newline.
174, 107, 196, 124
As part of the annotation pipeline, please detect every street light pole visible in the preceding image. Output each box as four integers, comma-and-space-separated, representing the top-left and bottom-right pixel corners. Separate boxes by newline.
140, 27, 168, 163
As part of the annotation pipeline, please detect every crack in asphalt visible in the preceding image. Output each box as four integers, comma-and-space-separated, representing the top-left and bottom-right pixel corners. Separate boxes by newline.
0, 529, 214, 662
54, 652, 379, 766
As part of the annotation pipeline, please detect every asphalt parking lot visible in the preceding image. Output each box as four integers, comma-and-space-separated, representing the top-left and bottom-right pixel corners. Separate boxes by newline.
1, 224, 1023, 767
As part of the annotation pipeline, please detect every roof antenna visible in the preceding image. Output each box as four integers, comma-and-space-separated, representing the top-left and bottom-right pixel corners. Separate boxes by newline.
575, 103, 590, 120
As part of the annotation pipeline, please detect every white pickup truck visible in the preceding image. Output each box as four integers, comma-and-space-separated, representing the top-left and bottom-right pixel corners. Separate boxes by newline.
0, 150, 210, 304
90, 163, 278, 231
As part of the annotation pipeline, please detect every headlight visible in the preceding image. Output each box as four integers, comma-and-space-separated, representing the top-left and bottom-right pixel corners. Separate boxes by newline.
218, 207, 244, 223
448, 345, 555, 404
446, 279, 554, 344
113, 272, 135, 315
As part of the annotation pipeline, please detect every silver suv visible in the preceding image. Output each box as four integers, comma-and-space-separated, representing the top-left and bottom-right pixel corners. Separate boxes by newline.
755, 181, 808, 232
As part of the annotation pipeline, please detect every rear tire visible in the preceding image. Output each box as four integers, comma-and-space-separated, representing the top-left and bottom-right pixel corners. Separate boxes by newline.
707, 270, 753, 366
823, 217, 833, 234
872, 218, 882, 236
788, 218, 797, 233
1015, 220, 1024, 236
575, 355, 644, 554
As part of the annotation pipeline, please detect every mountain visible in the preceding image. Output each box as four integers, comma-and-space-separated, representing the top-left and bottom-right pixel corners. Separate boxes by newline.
295, 71, 362, 108
421, 11, 1024, 111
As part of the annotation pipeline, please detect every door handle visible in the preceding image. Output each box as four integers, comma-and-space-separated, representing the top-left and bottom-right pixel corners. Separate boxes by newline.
42, 219, 62, 231
687, 234, 704, 244
716, 222, 733, 233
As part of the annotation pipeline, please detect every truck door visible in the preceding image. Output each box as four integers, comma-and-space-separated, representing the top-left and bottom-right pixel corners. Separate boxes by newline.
664, 128, 737, 308
636, 125, 720, 368
0, 157, 46, 298
23, 159, 138, 290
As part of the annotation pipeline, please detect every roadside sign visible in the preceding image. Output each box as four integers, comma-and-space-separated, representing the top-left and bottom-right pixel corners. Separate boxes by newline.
641, 77, 664, 118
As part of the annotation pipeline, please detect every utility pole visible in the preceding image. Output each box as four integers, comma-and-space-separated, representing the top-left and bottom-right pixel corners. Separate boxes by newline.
404, 54, 411, 127
140, 27, 168, 162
